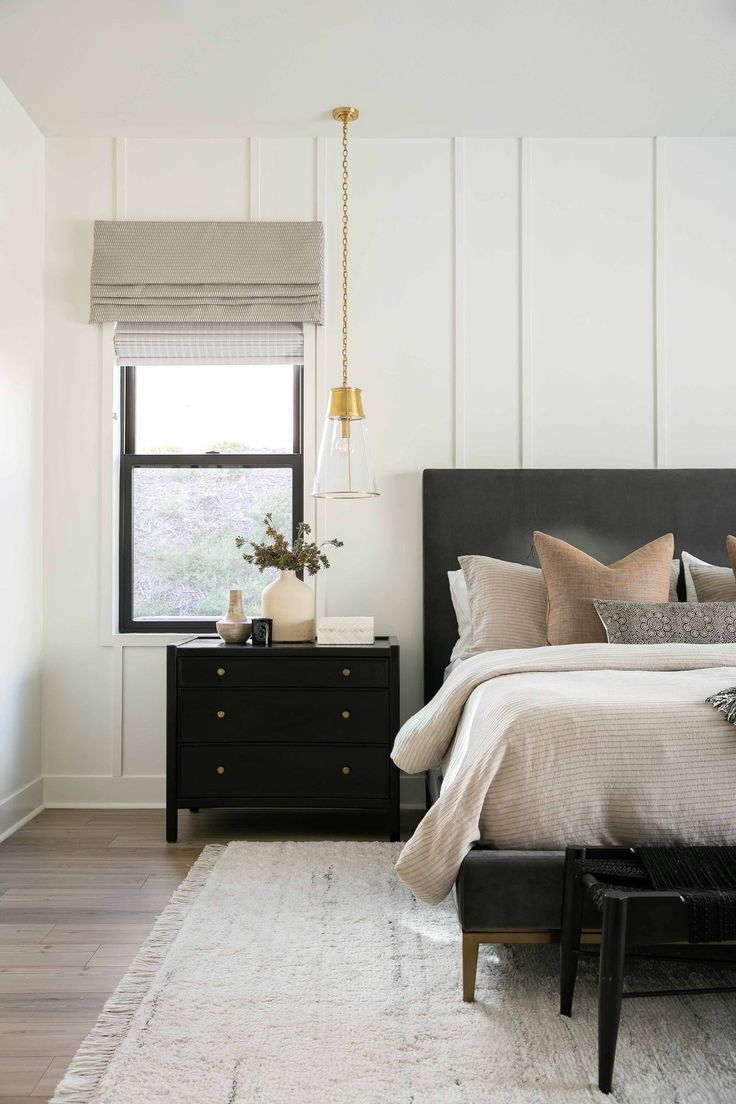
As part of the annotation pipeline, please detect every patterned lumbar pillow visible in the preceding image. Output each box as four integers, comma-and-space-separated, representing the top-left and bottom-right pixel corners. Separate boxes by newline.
594, 600, 736, 645
707, 686, 736, 725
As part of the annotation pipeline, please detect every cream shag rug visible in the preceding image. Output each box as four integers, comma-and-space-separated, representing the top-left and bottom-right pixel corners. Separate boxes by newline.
51, 842, 736, 1104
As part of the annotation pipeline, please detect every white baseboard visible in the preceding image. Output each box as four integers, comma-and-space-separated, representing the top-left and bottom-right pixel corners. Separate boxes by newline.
46, 801, 167, 809
0, 776, 45, 842
44, 772, 427, 813
44, 774, 166, 806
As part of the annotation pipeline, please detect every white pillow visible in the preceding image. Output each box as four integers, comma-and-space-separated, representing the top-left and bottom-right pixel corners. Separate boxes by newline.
459, 555, 549, 651
681, 551, 736, 603
447, 569, 472, 661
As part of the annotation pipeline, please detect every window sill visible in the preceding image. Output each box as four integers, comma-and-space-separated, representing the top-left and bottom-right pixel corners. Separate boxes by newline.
102, 631, 198, 648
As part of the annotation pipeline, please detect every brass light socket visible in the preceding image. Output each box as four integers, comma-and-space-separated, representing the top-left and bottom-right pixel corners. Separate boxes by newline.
326, 386, 365, 420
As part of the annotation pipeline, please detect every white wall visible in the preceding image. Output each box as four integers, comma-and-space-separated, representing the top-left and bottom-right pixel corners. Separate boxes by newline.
0, 78, 44, 836
42, 134, 736, 808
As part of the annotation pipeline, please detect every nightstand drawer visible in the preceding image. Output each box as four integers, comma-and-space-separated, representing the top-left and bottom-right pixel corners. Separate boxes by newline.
179, 689, 389, 744
179, 657, 388, 689
179, 744, 389, 799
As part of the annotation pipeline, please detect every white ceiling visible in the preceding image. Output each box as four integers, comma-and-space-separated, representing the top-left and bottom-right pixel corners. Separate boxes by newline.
1, 0, 735, 138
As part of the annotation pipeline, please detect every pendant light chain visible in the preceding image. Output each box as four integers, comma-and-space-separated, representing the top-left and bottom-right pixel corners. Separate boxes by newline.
341, 117, 349, 389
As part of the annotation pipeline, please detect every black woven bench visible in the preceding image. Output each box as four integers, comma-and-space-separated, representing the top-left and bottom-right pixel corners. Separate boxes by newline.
559, 845, 736, 1095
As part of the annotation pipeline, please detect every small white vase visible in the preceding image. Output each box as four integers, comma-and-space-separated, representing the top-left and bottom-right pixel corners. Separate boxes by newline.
216, 589, 251, 644
261, 570, 315, 642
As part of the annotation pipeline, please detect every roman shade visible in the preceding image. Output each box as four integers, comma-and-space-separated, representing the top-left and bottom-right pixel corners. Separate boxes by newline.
90, 220, 323, 323
113, 321, 304, 365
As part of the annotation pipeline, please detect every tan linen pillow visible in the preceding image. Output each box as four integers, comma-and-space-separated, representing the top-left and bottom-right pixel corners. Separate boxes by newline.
459, 555, 548, 651
534, 532, 675, 645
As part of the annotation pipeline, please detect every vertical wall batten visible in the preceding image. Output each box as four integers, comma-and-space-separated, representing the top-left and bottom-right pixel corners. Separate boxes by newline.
519, 137, 533, 468
114, 136, 127, 220
313, 136, 328, 617
249, 136, 261, 219
453, 138, 466, 468
109, 143, 126, 774
654, 137, 667, 468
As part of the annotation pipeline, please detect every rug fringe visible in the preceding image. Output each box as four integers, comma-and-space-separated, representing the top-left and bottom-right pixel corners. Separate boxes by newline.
49, 843, 226, 1104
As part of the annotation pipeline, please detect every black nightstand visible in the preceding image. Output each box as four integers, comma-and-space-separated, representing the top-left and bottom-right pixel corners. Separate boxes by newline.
166, 635, 400, 842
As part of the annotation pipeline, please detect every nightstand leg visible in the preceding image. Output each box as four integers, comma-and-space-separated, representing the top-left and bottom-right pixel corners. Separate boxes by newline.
388, 805, 400, 842
166, 804, 178, 843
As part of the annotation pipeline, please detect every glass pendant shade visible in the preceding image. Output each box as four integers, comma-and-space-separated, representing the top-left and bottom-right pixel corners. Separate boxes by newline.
313, 386, 378, 499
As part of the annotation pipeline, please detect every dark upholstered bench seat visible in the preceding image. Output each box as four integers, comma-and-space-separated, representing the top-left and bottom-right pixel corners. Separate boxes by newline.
456, 845, 601, 932
426, 768, 600, 999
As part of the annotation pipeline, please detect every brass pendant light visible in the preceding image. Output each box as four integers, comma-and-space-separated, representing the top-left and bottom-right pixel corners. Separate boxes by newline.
313, 107, 378, 499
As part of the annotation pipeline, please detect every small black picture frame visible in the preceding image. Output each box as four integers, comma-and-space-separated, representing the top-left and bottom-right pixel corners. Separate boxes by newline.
251, 617, 273, 647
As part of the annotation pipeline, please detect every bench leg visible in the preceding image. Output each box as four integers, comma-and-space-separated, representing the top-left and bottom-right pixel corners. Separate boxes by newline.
598, 896, 628, 1095
462, 933, 481, 1002
560, 846, 587, 1016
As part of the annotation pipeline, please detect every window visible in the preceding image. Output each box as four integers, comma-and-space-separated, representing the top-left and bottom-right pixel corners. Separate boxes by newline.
119, 362, 303, 633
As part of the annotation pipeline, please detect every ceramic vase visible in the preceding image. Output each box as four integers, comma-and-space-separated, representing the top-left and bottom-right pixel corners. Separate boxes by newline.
260, 570, 315, 641
216, 589, 252, 644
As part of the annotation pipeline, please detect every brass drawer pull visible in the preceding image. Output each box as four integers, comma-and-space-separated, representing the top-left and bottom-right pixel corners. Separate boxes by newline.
342, 765, 351, 775
216, 710, 225, 719
216, 765, 225, 774
342, 710, 351, 720
216, 667, 226, 677
342, 667, 351, 677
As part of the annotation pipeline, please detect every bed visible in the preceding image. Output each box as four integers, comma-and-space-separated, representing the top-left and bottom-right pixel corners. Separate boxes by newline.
399, 468, 736, 1000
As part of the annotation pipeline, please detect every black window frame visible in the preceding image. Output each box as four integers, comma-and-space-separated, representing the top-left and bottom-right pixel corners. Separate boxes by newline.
119, 362, 304, 634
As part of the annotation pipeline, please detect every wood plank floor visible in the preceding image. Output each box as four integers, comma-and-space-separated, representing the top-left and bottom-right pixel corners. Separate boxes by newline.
0, 807, 419, 1101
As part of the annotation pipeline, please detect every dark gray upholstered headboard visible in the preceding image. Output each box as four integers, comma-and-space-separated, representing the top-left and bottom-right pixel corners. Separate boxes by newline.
423, 469, 736, 702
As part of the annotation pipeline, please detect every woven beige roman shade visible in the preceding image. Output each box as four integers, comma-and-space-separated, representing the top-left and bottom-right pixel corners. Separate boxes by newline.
113, 321, 304, 365
90, 221, 324, 323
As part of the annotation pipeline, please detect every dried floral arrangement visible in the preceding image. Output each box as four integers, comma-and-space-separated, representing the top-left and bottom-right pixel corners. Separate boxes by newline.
236, 514, 343, 576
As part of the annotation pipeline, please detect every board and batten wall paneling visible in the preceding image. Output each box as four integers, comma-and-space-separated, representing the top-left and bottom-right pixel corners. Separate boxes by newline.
462, 139, 521, 468
125, 139, 250, 219
660, 138, 736, 468
41, 135, 736, 807
259, 138, 317, 221
43, 138, 117, 786
321, 139, 454, 719
526, 139, 655, 468
122, 646, 167, 777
